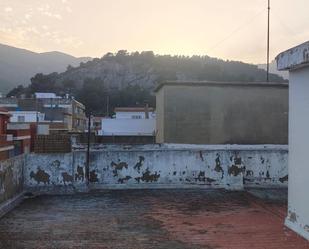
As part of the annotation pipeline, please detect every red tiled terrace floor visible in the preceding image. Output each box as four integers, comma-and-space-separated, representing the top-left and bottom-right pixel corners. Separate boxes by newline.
0, 189, 308, 249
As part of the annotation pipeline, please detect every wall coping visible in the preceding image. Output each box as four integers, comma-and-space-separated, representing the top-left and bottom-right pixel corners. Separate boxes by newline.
276, 41, 309, 71
72, 143, 288, 152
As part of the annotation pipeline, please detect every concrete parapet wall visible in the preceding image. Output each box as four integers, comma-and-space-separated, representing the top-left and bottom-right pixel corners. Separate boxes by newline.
24, 144, 288, 191
0, 155, 25, 204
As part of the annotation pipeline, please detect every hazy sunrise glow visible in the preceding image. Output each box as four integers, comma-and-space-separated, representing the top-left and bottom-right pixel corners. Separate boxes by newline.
0, 0, 308, 63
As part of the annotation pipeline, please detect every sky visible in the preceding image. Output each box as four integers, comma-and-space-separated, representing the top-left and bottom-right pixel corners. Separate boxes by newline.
0, 0, 308, 64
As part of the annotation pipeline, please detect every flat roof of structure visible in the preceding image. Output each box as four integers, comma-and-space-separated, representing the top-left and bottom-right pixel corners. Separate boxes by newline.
154, 81, 288, 92
114, 107, 155, 112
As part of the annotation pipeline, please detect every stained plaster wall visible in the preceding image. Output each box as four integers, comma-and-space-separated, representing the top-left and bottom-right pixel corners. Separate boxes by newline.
24, 144, 288, 191
0, 155, 25, 204
277, 41, 309, 240
285, 67, 309, 240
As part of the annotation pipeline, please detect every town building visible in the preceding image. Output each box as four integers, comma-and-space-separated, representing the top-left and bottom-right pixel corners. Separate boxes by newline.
6, 123, 31, 156
90, 116, 104, 134
0, 94, 87, 133
277, 41, 309, 240
155, 81, 288, 144
9, 111, 45, 123
114, 107, 155, 119
98, 107, 156, 143
0, 108, 14, 160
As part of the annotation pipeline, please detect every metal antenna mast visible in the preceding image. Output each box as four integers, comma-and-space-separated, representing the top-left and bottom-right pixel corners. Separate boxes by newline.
267, 0, 270, 82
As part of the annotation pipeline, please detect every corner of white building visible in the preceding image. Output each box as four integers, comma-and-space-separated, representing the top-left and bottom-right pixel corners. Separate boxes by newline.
277, 40, 309, 241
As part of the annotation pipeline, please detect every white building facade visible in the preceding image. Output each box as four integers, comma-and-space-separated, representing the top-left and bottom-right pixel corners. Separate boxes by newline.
9, 111, 45, 123
277, 41, 309, 240
114, 107, 155, 119
99, 107, 156, 136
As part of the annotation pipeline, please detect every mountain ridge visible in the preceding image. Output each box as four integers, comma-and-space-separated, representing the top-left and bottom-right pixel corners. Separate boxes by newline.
0, 43, 91, 93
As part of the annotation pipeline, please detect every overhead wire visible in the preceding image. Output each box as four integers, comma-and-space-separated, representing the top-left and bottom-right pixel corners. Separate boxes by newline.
207, 7, 266, 53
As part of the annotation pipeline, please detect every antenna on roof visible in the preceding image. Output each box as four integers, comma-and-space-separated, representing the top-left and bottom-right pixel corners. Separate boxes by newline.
266, 0, 270, 82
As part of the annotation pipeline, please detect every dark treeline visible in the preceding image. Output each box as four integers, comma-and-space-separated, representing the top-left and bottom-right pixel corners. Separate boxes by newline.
7, 50, 286, 115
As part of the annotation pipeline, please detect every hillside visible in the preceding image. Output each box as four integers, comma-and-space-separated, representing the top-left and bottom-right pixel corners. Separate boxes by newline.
7, 50, 287, 115
0, 43, 91, 93
35, 50, 285, 90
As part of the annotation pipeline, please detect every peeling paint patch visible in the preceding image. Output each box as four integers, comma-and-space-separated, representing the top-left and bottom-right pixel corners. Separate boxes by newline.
89, 170, 99, 183
288, 212, 297, 223
30, 168, 50, 185
214, 154, 224, 179
62, 172, 73, 185
134, 156, 145, 173
279, 175, 288, 183
195, 171, 216, 184
228, 165, 243, 177
111, 161, 128, 177
75, 165, 84, 181
118, 176, 132, 184
135, 168, 160, 183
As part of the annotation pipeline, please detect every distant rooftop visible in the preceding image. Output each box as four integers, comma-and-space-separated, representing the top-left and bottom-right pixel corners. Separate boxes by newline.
154, 80, 288, 92
114, 107, 154, 112
0, 107, 9, 115
35, 92, 61, 99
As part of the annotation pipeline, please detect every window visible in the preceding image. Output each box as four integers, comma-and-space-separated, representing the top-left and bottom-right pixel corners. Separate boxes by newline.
132, 115, 142, 119
17, 116, 25, 122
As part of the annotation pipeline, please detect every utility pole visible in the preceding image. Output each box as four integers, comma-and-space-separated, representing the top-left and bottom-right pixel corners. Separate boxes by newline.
86, 112, 91, 185
106, 96, 109, 117
266, 0, 270, 82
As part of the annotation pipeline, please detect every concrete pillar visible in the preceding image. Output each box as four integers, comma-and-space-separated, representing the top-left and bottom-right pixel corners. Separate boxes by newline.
277, 41, 309, 240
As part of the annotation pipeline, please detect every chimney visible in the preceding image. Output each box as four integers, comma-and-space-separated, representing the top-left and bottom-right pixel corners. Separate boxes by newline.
145, 103, 149, 119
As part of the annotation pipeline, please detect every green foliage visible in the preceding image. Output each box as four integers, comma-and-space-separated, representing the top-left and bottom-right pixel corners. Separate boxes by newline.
6, 85, 27, 98
77, 78, 108, 115
7, 50, 286, 113
29, 72, 59, 93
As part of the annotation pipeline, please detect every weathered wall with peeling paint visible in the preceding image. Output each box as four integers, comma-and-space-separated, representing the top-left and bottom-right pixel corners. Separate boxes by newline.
284, 66, 309, 240
25, 153, 74, 190
24, 144, 288, 191
155, 82, 288, 145
277, 41, 309, 241
0, 155, 25, 204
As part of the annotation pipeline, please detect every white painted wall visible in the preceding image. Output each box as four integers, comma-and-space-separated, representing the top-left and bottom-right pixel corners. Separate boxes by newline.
115, 111, 155, 119
9, 111, 45, 123
99, 118, 155, 136
285, 67, 309, 240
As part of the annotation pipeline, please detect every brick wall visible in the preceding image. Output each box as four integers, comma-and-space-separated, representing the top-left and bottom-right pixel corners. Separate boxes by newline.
34, 135, 71, 153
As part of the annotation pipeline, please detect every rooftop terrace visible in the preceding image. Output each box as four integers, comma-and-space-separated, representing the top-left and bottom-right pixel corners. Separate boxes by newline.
0, 189, 308, 249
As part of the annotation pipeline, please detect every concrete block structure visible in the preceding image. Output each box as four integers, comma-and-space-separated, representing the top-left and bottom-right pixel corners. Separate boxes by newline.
277, 41, 309, 240
155, 81, 288, 145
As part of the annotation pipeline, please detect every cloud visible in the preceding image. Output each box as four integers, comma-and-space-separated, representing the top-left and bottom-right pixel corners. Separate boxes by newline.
25, 14, 31, 20
43, 11, 62, 20
4, 7, 13, 12
65, 6, 72, 13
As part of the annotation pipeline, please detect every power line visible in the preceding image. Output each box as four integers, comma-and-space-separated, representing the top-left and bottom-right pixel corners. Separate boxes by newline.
267, 0, 270, 82
207, 7, 266, 53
